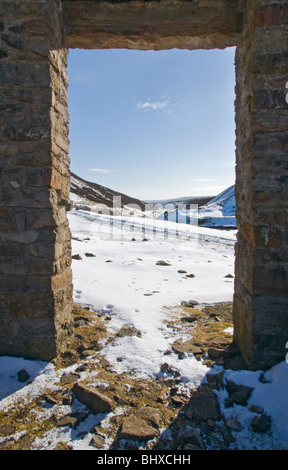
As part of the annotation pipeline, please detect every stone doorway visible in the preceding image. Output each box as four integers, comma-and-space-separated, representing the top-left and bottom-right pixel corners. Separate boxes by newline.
1, 0, 288, 371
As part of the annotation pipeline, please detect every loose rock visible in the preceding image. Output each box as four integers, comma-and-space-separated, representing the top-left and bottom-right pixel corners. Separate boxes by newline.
250, 414, 272, 433
72, 254, 82, 260
172, 341, 203, 356
185, 386, 222, 422
17, 369, 30, 383
156, 260, 171, 266
73, 382, 115, 414
60, 372, 80, 386
181, 300, 199, 307
120, 415, 159, 441
89, 435, 105, 449
116, 324, 142, 338
225, 417, 243, 432
225, 380, 253, 407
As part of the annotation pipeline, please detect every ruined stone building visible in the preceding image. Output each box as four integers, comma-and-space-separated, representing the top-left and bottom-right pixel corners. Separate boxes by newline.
0, 0, 288, 370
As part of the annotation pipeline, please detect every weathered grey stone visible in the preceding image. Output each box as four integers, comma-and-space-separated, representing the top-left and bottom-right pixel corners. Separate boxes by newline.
250, 414, 272, 434
56, 412, 88, 429
60, 372, 80, 386
89, 435, 105, 449
225, 417, 243, 432
225, 380, 253, 408
172, 341, 203, 356
119, 415, 159, 441
185, 386, 222, 422
184, 430, 205, 450
116, 324, 142, 338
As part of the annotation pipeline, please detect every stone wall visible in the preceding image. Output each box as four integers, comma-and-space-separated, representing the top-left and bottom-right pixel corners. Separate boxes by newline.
0, 0, 73, 360
233, 0, 288, 369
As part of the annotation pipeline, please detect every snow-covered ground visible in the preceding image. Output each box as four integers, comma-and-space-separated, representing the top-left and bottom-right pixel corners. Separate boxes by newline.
69, 210, 236, 381
1, 207, 288, 450
197, 185, 236, 228
155, 185, 236, 229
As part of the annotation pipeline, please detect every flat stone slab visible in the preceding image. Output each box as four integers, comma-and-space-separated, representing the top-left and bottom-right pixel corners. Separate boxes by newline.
73, 382, 115, 414
172, 341, 203, 355
119, 415, 159, 441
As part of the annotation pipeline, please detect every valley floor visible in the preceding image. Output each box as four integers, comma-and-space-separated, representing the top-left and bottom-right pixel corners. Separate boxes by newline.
0, 211, 287, 451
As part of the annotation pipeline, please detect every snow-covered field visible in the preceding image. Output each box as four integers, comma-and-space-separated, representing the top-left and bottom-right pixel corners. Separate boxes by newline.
69, 210, 236, 381
0, 207, 288, 450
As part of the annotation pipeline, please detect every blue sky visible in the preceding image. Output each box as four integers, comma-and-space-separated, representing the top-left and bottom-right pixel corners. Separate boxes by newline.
67, 47, 236, 201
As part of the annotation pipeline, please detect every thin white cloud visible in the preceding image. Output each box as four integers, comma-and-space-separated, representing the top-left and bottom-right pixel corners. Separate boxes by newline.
195, 178, 216, 182
136, 99, 169, 112
90, 168, 110, 174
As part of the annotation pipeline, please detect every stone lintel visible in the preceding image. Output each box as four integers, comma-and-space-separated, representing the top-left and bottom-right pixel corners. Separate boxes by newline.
62, 0, 243, 50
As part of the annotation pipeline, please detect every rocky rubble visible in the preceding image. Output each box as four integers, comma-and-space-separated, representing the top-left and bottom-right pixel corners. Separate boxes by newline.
0, 302, 273, 451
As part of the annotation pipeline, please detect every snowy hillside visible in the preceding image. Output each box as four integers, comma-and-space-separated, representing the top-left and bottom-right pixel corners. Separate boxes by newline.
70, 173, 236, 229
197, 185, 236, 228
157, 185, 236, 229
70, 172, 146, 212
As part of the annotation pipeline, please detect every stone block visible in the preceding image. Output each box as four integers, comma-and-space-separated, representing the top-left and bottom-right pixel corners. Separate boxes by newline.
254, 4, 288, 28
72, 382, 115, 414
10, 292, 54, 318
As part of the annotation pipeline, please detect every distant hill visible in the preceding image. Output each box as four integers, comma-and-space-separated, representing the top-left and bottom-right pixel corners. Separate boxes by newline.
70, 172, 146, 210
69, 172, 236, 228
145, 195, 214, 208
197, 184, 236, 228
157, 185, 236, 229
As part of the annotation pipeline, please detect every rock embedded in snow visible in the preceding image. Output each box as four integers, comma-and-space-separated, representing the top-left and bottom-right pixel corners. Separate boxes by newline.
56, 412, 88, 429
250, 414, 272, 433
160, 363, 181, 377
225, 417, 243, 432
225, 380, 254, 408
206, 370, 225, 390
116, 324, 142, 338
156, 260, 171, 266
249, 404, 264, 414
17, 369, 30, 383
72, 254, 82, 260
181, 300, 199, 308
185, 385, 222, 422
60, 372, 80, 385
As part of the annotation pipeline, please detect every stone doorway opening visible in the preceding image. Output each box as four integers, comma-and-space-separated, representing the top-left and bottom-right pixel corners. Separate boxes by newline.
66, 47, 238, 377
